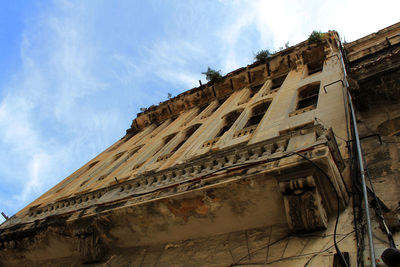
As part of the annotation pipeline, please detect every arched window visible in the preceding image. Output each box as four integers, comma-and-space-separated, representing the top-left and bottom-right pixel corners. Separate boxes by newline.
163, 132, 177, 144
216, 110, 242, 137
245, 102, 271, 128
296, 82, 320, 111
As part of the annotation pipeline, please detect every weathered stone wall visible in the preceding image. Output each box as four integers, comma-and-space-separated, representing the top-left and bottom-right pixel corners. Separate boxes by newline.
345, 22, 400, 266
0, 30, 363, 267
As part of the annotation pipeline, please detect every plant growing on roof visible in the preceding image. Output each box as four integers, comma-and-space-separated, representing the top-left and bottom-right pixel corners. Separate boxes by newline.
308, 31, 324, 44
254, 49, 272, 63
202, 67, 224, 84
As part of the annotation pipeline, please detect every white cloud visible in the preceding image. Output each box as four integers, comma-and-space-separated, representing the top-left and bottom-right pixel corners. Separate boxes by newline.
0, 1, 125, 219
213, 0, 399, 73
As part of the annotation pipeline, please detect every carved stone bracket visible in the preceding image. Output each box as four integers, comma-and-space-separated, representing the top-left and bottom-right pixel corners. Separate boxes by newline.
74, 224, 109, 264
279, 175, 328, 232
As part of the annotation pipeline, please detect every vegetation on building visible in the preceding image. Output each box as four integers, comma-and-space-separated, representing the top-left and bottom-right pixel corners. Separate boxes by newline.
254, 49, 272, 63
308, 30, 324, 44
202, 67, 224, 84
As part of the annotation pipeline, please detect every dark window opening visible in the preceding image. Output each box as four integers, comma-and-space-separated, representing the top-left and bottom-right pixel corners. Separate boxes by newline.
245, 102, 271, 128
249, 83, 263, 98
202, 97, 227, 118
127, 145, 143, 159
209, 104, 220, 114
88, 161, 99, 169
163, 133, 177, 144
169, 116, 177, 123
271, 73, 288, 90
197, 105, 207, 115
113, 151, 126, 162
297, 83, 320, 110
152, 132, 177, 160
170, 140, 186, 155
216, 97, 228, 109
106, 141, 123, 153
216, 110, 242, 137
241, 84, 263, 104
185, 124, 201, 138
307, 60, 324, 75
170, 124, 201, 154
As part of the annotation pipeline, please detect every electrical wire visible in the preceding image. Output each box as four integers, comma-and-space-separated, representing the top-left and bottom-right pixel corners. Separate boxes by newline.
314, 117, 348, 143
229, 230, 355, 266
347, 110, 397, 249
12, 140, 350, 267
292, 151, 349, 267
363, 155, 396, 248
220, 146, 349, 267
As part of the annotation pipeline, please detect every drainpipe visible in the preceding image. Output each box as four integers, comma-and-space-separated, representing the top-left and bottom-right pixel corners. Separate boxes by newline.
336, 39, 376, 267
348, 92, 376, 267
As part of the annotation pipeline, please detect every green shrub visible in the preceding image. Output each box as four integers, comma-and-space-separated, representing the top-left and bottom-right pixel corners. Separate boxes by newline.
254, 49, 271, 63
202, 67, 224, 84
308, 31, 323, 44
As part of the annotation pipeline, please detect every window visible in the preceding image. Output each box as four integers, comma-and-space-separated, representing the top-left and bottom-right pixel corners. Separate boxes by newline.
88, 161, 99, 169
296, 82, 320, 110
244, 102, 271, 128
201, 97, 227, 119
216, 110, 242, 137
169, 124, 201, 154
155, 132, 177, 155
239, 83, 264, 105
271, 73, 288, 90
307, 60, 324, 75
249, 83, 263, 98
154, 133, 178, 162
197, 105, 208, 115
126, 145, 144, 160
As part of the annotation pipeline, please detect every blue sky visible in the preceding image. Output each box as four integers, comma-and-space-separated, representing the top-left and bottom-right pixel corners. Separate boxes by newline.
0, 0, 399, 223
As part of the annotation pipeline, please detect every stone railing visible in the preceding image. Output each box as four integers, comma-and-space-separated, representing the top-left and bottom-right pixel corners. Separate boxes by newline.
289, 104, 316, 117
156, 151, 174, 162
261, 87, 279, 97
201, 136, 221, 148
233, 125, 257, 138
27, 124, 334, 221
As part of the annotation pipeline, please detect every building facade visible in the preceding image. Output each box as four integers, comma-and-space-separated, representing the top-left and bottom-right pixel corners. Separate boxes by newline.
0, 23, 399, 266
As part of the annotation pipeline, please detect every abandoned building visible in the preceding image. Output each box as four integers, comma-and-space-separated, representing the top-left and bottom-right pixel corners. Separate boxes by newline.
0, 22, 399, 266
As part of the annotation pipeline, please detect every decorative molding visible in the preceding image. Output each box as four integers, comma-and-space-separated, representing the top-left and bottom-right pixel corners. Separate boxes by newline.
202, 136, 221, 148
20, 124, 348, 233
233, 125, 257, 138
279, 175, 327, 232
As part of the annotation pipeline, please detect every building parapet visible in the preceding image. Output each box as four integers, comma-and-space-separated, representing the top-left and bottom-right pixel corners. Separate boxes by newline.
127, 34, 337, 135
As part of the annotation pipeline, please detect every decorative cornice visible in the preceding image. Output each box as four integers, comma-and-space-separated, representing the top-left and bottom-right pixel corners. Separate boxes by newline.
127, 38, 334, 135
2, 124, 345, 227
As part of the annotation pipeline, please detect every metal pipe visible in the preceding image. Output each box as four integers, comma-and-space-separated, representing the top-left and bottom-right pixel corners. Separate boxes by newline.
323, 79, 345, 93
348, 91, 376, 267
336, 39, 376, 266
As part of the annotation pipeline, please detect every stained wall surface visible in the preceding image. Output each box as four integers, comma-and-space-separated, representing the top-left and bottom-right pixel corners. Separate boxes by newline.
1, 23, 400, 267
